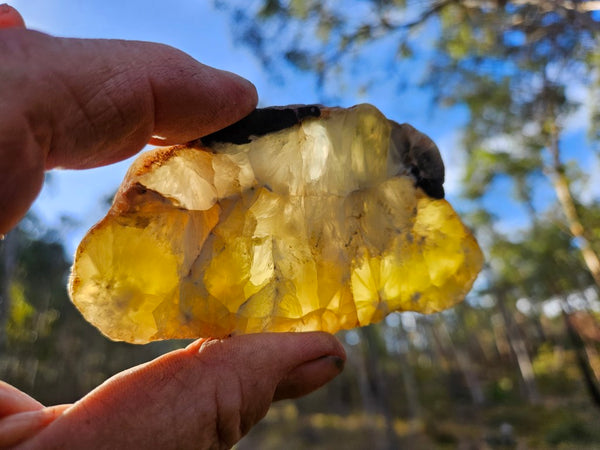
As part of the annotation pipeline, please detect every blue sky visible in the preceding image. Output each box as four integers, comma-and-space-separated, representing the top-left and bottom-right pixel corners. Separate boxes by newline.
9, 1, 598, 255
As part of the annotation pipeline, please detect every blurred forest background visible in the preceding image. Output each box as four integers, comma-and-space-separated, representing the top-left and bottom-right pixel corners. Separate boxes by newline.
3, 0, 600, 448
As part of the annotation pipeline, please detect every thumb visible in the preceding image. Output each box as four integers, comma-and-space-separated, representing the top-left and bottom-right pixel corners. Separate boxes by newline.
186, 332, 346, 402
21, 332, 345, 450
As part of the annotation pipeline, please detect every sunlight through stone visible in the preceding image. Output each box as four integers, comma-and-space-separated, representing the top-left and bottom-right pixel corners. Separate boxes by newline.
69, 104, 483, 343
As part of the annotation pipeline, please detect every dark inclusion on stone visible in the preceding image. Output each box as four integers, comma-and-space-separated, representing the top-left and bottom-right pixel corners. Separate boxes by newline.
200, 105, 322, 146
411, 165, 445, 200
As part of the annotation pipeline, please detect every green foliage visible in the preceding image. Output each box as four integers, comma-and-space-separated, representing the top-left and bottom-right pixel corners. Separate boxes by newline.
7, 282, 33, 327
488, 217, 594, 298
6, 282, 36, 342
258, 0, 281, 18
424, 3, 596, 226
579, 203, 600, 253
544, 412, 598, 446
532, 343, 580, 394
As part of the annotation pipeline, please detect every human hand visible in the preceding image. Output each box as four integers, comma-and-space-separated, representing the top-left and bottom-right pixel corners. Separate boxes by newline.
0, 6, 346, 449
3, 333, 345, 449
0, 4, 257, 234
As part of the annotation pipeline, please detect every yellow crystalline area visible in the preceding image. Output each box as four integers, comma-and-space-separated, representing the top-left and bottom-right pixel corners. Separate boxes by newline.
69, 104, 483, 343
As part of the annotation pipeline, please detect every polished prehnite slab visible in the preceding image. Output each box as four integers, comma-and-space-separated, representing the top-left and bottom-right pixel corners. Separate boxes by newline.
69, 104, 483, 344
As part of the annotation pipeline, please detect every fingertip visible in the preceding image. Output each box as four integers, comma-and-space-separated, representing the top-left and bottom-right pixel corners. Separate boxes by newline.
188, 332, 345, 365
194, 332, 346, 402
0, 381, 45, 417
224, 69, 258, 114
147, 47, 259, 144
269, 332, 346, 400
273, 354, 345, 401
292, 331, 347, 363
0, 4, 25, 29
0, 407, 61, 448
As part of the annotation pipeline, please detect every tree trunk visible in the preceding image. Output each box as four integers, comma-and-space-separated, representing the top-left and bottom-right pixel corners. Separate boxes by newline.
351, 337, 378, 416
491, 313, 512, 362
567, 312, 600, 381
432, 319, 485, 405
396, 322, 422, 428
562, 308, 600, 409
547, 126, 600, 289
359, 326, 400, 450
497, 292, 541, 404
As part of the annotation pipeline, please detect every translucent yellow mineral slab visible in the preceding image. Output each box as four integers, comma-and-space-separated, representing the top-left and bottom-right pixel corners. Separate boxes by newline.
69, 104, 483, 343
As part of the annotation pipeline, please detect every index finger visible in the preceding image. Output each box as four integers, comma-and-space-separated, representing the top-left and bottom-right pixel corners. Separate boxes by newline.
1, 29, 258, 169
0, 28, 257, 233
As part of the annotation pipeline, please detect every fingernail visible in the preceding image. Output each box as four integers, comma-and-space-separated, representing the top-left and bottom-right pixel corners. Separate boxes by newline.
0, 4, 25, 28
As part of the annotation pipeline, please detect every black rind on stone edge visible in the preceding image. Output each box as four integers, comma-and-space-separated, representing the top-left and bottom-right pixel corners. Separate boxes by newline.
199, 105, 322, 146
409, 165, 445, 199
417, 178, 445, 200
